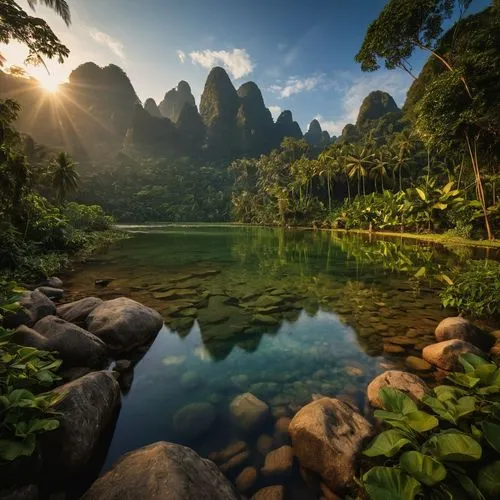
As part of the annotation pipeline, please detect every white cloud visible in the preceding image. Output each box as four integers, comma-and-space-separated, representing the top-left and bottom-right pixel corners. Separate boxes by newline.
269, 105, 282, 120
270, 75, 324, 99
188, 48, 254, 79
177, 50, 186, 63
313, 71, 412, 136
90, 31, 125, 60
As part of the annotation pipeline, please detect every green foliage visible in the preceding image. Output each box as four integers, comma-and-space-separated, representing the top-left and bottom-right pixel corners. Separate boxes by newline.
0, 282, 63, 462
361, 354, 500, 500
440, 261, 500, 317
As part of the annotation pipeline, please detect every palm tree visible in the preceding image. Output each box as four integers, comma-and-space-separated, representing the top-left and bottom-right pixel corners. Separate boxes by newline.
345, 144, 373, 196
391, 130, 414, 191
27, 0, 71, 25
370, 151, 390, 192
51, 152, 79, 203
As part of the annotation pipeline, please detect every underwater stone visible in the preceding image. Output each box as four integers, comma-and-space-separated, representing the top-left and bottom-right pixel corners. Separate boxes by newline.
257, 434, 274, 455
261, 445, 294, 478
209, 441, 247, 463
405, 356, 432, 372
235, 467, 258, 493
173, 402, 216, 440
219, 451, 250, 473
230, 393, 270, 432
251, 486, 285, 500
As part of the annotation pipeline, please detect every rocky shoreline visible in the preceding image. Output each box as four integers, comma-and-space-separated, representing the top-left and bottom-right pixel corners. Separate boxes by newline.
1, 277, 499, 499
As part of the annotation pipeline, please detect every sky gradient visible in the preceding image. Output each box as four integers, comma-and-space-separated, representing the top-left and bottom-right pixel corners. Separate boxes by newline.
2, 0, 492, 136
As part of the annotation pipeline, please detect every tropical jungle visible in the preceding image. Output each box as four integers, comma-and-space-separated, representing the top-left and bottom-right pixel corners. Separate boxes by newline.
0, 0, 499, 499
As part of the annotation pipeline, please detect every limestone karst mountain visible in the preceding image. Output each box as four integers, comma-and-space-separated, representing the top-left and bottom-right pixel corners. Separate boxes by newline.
144, 98, 162, 118
236, 81, 275, 155
275, 110, 303, 143
304, 119, 330, 148
356, 90, 400, 130
176, 102, 206, 152
158, 81, 196, 123
199, 67, 242, 157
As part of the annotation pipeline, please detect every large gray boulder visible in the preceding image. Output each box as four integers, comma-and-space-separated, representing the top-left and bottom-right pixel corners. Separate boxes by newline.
289, 398, 372, 494
423, 340, 485, 371
86, 297, 163, 351
16, 315, 107, 367
3, 290, 55, 329
435, 317, 493, 351
57, 297, 103, 324
36, 286, 64, 300
41, 371, 120, 471
367, 370, 430, 409
81, 442, 239, 500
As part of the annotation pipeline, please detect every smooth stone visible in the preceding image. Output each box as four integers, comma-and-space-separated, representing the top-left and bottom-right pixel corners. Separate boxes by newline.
235, 467, 258, 493
173, 403, 216, 440
36, 286, 64, 300
114, 360, 132, 372
251, 486, 285, 500
181, 371, 202, 390
42, 276, 63, 288
261, 446, 294, 477
344, 366, 363, 377
81, 442, 239, 500
253, 314, 280, 326
423, 340, 485, 372
289, 398, 373, 494
154, 289, 197, 300
219, 451, 250, 473
230, 393, 270, 432
231, 374, 250, 391
87, 297, 163, 351
41, 371, 120, 472
57, 297, 103, 324
209, 442, 247, 463
367, 371, 430, 409
17, 316, 106, 367
3, 289, 56, 329
435, 317, 493, 350
405, 356, 432, 372
256, 434, 274, 455
386, 336, 417, 346
275, 417, 291, 435
383, 344, 405, 354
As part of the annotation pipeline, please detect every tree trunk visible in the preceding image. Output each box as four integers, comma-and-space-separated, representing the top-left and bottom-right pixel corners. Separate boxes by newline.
465, 134, 493, 240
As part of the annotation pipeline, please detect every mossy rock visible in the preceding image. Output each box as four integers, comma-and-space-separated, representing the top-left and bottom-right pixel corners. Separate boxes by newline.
154, 289, 198, 300
253, 314, 280, 326
252, 296, 284, 308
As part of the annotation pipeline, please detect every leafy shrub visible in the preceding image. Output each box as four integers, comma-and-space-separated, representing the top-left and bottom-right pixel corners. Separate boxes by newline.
0, 282, 63, 462
360, 353, 500, 499
63, 202, 113, 231
441, 261, 500, 318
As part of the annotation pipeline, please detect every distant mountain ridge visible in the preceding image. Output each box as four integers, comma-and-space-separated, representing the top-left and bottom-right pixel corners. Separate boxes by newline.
0, 63, 401, 160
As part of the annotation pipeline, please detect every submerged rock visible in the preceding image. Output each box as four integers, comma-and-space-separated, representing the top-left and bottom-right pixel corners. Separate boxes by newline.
405, 356, 432, 372
81, 442, 239, 500
261, 445, 294, 478
42, 276, 63, 288
435, 317, 493, 350
251, 486, 285, 500
289, 398, 373, 493
423, 340, 485, 371
173, 403, 216, 441
367, 370, 429, 408
230, 393, 270, 432
57, 297, 103, 324
235, 466, 258, 493
42, 371, 120, 472
86, 297, 163, 351
209, 441, 247, 463
3, 290, 55, 329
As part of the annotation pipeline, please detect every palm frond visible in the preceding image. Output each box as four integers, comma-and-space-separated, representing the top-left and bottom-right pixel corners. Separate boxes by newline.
27, 0, 71, 25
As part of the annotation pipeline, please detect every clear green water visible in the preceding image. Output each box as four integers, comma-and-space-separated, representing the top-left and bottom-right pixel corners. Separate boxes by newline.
64, 225, 498, 496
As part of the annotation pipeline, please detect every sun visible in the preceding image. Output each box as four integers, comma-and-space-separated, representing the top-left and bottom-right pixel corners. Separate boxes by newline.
38, 73, 62, 93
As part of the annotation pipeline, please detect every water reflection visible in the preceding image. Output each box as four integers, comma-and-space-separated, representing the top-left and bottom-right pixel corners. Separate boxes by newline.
62, 225, 498, 491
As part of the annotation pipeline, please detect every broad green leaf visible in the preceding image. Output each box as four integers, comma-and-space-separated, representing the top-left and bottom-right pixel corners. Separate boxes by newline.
363, 466, 422, 500
482, 421, 500, 453
414, 266, 426, 278
373, 410, 412, 432
422, 395, 456, 424
453, 396, 477, 420
434, 385, 468, 402
474, 365, 498, 385
423, 431, 482, 462
452, 471, 486, 500
28, 418, 59, 433
404, 411, 439, 432
478, 461, 500, 499
461, 353, 490, 369
416, 188, 427, 201
447, 372, 480, 389
0, 436, 36, 461
432, 202, 448, 210
442, 181, 454, 194
363, 430, 413, 458
399, 451, 447, 486
379, 387, 417, 415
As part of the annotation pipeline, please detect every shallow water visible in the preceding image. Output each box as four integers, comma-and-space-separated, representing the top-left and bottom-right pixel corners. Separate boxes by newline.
64, 225, 499, 497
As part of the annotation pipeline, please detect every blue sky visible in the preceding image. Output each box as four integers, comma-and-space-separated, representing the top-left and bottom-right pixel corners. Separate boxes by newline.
4, 0, 492, 136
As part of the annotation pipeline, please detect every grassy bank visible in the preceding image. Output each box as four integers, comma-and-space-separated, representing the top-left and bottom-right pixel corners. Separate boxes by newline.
326, 228, 500, 249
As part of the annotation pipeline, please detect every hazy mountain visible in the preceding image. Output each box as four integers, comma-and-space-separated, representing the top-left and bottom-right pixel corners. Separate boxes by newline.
158, 81, 196, 123
275, 110, 303, 143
